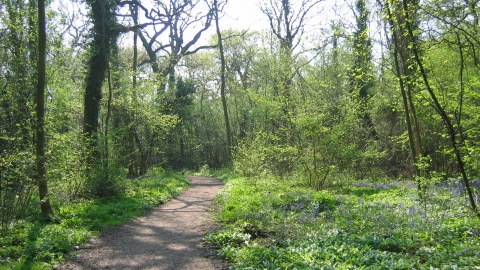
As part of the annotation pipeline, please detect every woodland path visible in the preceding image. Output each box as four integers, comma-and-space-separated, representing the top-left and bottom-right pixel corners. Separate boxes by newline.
59, 176, 227, 270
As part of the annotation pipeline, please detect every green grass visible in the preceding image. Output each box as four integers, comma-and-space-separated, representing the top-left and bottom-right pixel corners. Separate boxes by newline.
206, 173, 480, 269
0, 169, 189, 269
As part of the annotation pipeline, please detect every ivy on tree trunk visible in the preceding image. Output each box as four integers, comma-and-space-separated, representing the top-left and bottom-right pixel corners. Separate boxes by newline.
83, 0, 119, 196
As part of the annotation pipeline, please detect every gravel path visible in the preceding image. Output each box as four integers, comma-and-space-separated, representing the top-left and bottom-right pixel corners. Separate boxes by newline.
59, 176, 226, 270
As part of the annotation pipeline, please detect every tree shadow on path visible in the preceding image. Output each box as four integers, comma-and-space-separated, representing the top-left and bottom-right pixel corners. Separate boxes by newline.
60, 176, 226, 270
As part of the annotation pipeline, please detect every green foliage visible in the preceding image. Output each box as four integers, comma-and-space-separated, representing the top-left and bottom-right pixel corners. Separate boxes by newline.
0, 150, 37, 230
199, 164, 212, 176
233, 132, 281, 178
204, 229, 251, 247
46, 132, 87, 200
207, 172, 480, 269
233, 106, 365, 188
294, 111, 363, 187
0, 170, 189, 268
0, 0, 42, 233
211, 168, 238, 182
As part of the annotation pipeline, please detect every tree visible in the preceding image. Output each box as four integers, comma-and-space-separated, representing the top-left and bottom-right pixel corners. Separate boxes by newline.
380, 0, 421, 181
393, 0, 424, 180
83, 0, 120, 196
260, 0, 322, 53
220, 30, 259, 140
133, 0, 216, 90
349, 0, 376, 139
128, 3, 138, 176
259, 0, 322, 132
213, 0, 232, 161
35, 0, 54, 216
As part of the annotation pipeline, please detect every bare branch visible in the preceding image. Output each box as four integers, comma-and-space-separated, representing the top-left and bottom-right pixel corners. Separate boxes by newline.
259, 0, 322, 51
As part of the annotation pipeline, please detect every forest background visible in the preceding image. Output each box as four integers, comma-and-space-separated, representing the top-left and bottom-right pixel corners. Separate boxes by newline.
1, 0, 480, 267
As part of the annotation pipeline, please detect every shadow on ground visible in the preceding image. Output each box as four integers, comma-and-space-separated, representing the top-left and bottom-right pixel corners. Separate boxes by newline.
61, 176, 226, 270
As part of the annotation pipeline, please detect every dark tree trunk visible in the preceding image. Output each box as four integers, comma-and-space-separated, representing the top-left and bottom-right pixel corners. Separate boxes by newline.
395, 0, 424, 173
84, 3, 106, 157
83, 0, 118, 143
36, 0, 54, 216
214, 0, 232, 161
129, 4, 138, 176
84, 0, 118, 169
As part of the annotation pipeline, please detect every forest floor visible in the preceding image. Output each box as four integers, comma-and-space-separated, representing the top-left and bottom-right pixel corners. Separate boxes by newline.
58, 176, 228, 270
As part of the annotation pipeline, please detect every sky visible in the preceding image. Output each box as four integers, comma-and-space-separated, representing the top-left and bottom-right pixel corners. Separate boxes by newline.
52, 0, 356, 53
200, 0, 347, 46
216, 0, 353, 39
220, 0, 268, 32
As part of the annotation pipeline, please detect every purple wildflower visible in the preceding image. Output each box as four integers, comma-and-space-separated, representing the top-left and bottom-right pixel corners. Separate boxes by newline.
455, 248, 473, 257
471, 180, 480, 188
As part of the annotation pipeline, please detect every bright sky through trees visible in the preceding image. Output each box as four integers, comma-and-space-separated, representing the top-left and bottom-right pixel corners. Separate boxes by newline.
221, 0, 267, 31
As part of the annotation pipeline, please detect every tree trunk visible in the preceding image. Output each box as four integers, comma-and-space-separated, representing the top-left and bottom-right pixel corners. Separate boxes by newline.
104, 38, 113, 188
214, 0, 232, 161
84, 0, 109, 161
129, 4, 138, 176
351, 0, 377, 139
384, 0, 419, 178
84, 0, 119, 196
395, 0, 424, 173
36, 0, 54, 217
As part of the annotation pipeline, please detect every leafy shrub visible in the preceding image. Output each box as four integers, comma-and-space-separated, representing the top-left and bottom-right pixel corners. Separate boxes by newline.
0, 150, 37, 231
204, 229, 251, 247
199, 164, 211, 176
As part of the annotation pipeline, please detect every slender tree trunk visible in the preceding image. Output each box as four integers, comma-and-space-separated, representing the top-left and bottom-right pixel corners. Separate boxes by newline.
214, 0, 232, 161
134, 130, 147, 175
104, 32, 113, 186
396, 0, 424, 171
407, 87, 422, 152
455, 33, 467, 145
129, 5, 138, 176
384, 0, 419, 178
36, 0, 54, 216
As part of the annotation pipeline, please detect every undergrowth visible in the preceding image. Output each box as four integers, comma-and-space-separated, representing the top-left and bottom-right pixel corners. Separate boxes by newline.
0, 169, 189, 269
205, 173, 480, 269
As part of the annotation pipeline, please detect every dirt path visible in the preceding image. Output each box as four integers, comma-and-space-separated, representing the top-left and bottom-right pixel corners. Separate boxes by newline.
59, 176, 226, 270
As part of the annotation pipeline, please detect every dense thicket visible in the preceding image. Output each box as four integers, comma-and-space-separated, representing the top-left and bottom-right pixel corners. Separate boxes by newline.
1, 0, 479, 232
